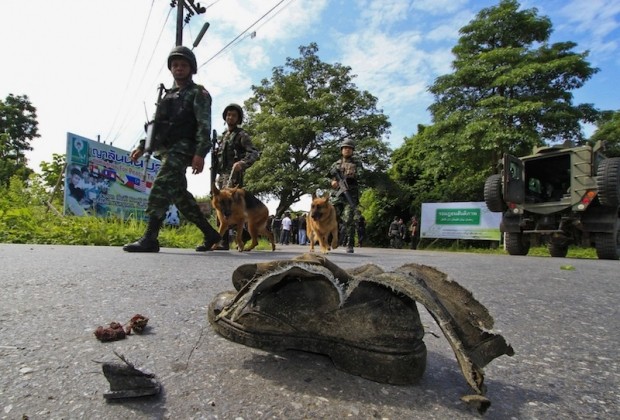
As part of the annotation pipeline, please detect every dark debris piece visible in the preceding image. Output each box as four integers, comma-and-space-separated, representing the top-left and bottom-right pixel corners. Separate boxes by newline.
125, 314, 149, 335
102, 352, 161, 400
94, 322, 126, 342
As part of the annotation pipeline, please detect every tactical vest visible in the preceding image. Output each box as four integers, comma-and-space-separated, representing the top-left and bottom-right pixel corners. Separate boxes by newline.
153, 84, 197, 146
219, 128, 244, 170
338, 158, 358, 188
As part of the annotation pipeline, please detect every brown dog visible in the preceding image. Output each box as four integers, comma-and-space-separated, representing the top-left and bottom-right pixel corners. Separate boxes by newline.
307, 192, 339, 254
211, 184, 276, 252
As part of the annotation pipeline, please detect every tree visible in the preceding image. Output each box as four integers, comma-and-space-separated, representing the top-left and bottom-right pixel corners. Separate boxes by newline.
393, 0, 599, 207
0, 94, 40, 186
39, 153, 67, 193
589, 110, 620, 157
243, 43, 391, 216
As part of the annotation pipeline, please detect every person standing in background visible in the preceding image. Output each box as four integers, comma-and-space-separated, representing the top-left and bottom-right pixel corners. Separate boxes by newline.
410, 215, 419, 249
280, 211, 292, 245
298, 213, 308, 245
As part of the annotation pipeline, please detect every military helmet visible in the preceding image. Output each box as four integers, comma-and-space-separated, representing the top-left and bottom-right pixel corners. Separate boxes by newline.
222, 103, 244, 124
167, 46, 197, 74
340, 138, 355, 150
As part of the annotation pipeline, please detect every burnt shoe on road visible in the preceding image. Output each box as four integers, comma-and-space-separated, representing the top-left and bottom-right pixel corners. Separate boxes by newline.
208, 253, 514, 414
209, 255, 427, 384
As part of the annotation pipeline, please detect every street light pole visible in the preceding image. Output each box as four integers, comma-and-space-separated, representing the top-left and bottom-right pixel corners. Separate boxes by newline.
172, 0, 207, 47
176, 0, 185, 46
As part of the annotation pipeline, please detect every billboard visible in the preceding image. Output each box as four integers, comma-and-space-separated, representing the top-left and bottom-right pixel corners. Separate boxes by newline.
64, 132, 161, 220
420, 202, 501, 241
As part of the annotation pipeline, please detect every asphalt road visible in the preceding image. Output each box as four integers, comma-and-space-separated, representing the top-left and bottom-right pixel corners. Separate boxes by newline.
0, 243, 618, 419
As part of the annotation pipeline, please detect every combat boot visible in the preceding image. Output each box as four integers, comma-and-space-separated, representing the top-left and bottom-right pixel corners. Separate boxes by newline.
195, 219, 222, 252
123, 217, 162, 252
346, 228, 355, 253
212, 230, 230, 251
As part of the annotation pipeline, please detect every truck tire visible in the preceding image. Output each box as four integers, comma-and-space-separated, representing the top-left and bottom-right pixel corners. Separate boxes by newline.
484, 174, 505, 212
505, 232, 530, 256
596, 158, 620, 207
595, 218, 620, 260
548, 241, 568, 258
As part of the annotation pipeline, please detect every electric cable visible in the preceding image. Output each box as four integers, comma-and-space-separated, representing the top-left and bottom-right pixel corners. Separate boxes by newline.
110, 6, 173, 146
105, 0, 156, 144
197, 0, 290, 69
226, 0, 295, 52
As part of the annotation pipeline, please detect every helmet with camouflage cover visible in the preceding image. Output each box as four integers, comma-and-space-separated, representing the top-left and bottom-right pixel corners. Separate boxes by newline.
167, 46, 197, 74
340, 138, 355, 150
222, 103, 244, 124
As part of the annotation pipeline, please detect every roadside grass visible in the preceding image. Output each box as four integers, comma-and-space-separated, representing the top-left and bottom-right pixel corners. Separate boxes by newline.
0, 207, 597, 257
0, 177, 597, 257
421, 242, 597, 259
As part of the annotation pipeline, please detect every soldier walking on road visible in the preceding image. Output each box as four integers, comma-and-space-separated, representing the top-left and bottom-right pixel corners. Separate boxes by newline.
123, 46, 220, 253
329, 139, 362, 253
212, 103, 260, 250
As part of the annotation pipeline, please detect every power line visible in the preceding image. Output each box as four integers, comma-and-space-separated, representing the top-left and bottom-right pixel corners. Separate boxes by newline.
104, 0, 156, 144
252, 0, 296, 35
197, 0, 291, 69
226, 0, 296, 52
110, 6, 173, 146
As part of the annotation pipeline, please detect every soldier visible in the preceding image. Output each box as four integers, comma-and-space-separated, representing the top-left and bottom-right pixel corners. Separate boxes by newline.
329, 138, 362, 253
212, 103, 260, 250
123, 46, 221, 253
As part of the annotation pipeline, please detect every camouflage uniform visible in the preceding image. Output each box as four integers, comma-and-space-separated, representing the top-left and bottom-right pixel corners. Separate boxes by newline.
216, 126, 259, 189
212, 103, 260, 250
144, 80, 213, 223
329, 154, 362, 251
123, 46, 220, 253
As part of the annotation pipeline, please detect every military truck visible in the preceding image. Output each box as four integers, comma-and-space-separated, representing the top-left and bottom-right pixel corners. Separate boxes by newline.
484, 141, 620, 260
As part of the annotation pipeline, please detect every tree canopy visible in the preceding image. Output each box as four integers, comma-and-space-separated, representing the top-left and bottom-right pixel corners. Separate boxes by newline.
0, 94, 39, 186
243, 43, 391, 216
589, 110, 620, 157
391, 0, 600, 212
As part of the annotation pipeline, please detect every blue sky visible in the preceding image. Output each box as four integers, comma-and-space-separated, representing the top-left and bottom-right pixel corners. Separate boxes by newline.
1, 0, 618, 202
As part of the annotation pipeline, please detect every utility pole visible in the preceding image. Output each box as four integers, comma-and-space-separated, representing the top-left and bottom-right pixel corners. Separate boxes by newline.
171, 0, 207, 46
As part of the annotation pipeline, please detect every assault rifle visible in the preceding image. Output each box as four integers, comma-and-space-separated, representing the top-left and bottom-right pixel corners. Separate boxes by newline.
142, 83, 166, 182
331, 167, 356, 209
210, 129, 219, 193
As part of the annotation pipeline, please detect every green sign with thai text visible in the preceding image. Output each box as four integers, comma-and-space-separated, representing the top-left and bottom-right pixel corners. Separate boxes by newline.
435, 208, 481, 225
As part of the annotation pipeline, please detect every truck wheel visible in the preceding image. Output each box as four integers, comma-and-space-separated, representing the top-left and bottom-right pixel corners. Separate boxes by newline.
548, 241, 568, 258
505, 232, 530, 256
596, 158, 620, 207
595, 218, 620, 260
484, 174, 505, 212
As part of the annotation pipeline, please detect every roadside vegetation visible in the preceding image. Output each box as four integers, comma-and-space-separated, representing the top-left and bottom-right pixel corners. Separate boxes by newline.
0, 174, 597, 258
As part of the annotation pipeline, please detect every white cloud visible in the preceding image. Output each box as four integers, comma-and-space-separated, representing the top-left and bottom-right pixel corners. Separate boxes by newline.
357, 0, 412, 28
410, 0, 469, 14
558, 0, 620, 58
